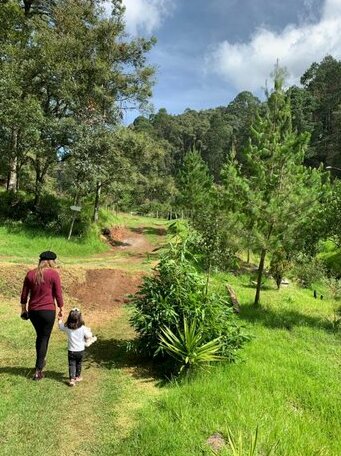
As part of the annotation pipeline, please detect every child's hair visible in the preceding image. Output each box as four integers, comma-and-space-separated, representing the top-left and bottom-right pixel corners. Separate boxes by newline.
65, 308, 85, 330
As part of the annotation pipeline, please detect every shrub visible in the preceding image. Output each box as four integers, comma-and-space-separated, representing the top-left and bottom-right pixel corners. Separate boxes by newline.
0, 190, 31, 221
292, 254, 326, 288
25, 194, 93, 236
269, 249, 290, 289
130, 235, 247, 368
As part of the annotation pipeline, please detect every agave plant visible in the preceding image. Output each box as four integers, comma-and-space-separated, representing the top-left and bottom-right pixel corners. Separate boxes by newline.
159, 318, 223, 373
225, 426, 278, 456
225, 426, 259, 456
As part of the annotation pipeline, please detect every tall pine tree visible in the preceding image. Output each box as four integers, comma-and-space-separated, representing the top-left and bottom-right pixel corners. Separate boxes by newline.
222, 67, 326, 305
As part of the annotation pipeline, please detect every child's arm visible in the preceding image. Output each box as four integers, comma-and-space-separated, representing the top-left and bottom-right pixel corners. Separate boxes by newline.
83, 326, 93, 339
58, 319, 66, 331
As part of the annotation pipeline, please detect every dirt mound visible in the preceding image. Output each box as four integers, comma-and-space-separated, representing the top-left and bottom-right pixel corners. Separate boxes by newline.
108, 226, 155, 253
69, 269, 143, 312
0, 264, 29, 297
110, 226, 129, 242
0, 264, 87, 299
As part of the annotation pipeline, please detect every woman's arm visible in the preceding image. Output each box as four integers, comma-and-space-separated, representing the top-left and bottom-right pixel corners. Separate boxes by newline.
20, 275, 30, 306
20, 275, 30, 314
52, 271, 64, 317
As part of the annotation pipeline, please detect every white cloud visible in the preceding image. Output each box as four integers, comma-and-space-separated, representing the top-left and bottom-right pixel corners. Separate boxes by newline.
104, 0, 174, 35
208, 0, 341, 91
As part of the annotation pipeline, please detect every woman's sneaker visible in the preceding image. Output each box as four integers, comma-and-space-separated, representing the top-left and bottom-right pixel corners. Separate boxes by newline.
75, 376, 83, 382
69, 379, 76, 387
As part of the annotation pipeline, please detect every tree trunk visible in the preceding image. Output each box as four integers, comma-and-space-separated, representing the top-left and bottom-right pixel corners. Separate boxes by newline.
34, 178, 44, 208
92, 181, 102, 223
226, 284, 240, 313
16, 168, 20, 192
7, 129, 18, 192
254, 248, 267, 306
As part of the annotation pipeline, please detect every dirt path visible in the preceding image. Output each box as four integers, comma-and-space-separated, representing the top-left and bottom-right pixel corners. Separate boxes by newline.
66, 225, 163, 315
0, 223, 166, 455
61, 225, 164, 453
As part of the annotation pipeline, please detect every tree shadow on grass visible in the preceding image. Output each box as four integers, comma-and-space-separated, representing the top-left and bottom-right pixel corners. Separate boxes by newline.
130, 226, 167, 236
242, 284, 274, 291
0, 366, 67, 384
85, 337, 169, 385
239, 304, 333, 332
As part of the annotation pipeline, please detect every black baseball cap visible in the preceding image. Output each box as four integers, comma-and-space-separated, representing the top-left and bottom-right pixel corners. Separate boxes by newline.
39, 251, 57, 261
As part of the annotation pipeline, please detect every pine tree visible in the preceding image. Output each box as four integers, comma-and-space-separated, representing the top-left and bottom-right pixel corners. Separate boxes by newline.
223, 67, 326, 305
177, 150, 212, 220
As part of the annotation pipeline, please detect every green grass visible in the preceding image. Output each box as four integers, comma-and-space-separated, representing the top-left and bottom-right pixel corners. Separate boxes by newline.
0, 299, 156, 456
0, 225, 109, 260
1, 215, 340, 455
0, 211, 169, 262
1, 278, 340, 455
111, 276, 341, 456
114, 212, 169, 229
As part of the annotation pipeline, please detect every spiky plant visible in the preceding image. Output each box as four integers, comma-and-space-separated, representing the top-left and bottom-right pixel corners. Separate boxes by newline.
159, 318, 223, 373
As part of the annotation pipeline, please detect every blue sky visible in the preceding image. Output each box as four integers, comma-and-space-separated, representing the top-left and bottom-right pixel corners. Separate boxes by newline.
111, 0, 341, 122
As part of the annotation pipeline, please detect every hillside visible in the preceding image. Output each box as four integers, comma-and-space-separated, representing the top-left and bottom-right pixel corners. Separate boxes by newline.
0, 215, 340, 455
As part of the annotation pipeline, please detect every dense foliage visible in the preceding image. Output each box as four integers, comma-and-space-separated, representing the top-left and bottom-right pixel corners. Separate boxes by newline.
0, 0, 162, 229
130, 235, 247, 368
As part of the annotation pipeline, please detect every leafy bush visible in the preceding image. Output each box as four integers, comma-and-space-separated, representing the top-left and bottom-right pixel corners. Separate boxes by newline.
130, 235, 247, 368
292, 254, 326, 288
319, 249, 341, 278
269, 249, 290, 289
324, 277, 341, 300
0, 190, 31, 221
23, 194, 92, 236
0, 191, 92, 236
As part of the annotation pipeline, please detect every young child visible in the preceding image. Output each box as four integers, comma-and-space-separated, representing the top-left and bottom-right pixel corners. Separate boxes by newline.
58, 308, 96, 386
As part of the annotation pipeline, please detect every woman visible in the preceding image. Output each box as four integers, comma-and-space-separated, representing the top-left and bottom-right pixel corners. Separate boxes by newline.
20, 251, 64, 380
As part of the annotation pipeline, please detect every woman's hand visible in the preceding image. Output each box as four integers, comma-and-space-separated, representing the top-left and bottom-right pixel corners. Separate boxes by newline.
20, 304, 27, 319
58, 308, 63, 319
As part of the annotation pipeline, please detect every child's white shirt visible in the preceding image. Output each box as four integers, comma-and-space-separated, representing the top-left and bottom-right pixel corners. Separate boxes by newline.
58, 322, 92, 351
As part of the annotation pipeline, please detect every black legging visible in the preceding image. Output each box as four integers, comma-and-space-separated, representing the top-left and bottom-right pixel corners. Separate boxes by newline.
29, 310, 56, 370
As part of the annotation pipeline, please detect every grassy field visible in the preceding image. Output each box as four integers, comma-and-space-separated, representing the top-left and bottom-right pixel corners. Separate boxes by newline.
0, 211, 167, 263
0, 298, 158, 456
112, 276, 341, 456
0, 215, 340, 455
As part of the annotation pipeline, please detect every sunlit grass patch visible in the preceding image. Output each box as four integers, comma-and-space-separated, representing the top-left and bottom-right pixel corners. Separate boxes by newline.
112, 276, 341, 456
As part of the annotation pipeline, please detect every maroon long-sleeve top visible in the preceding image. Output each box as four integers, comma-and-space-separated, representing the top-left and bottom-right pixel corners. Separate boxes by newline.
20, 268, 64, 311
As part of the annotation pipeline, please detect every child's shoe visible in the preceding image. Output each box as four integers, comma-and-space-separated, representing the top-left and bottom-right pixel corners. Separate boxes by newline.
75, 376, 83, 382
69, 378, 76, 387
